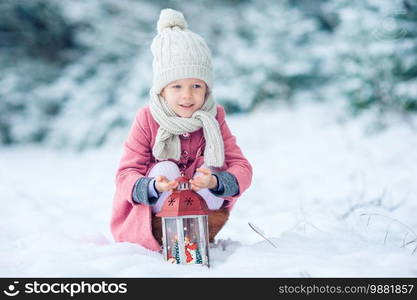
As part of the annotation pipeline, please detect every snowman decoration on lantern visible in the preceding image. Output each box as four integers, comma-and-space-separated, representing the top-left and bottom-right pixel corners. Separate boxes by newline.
156, 174, 210, 267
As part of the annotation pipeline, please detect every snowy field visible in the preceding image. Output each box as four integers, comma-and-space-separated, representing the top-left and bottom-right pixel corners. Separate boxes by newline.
1, 103, 417, 277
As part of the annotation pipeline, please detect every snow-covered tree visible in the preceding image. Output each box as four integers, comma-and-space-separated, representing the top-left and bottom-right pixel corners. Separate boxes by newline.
321, 0, 417, 114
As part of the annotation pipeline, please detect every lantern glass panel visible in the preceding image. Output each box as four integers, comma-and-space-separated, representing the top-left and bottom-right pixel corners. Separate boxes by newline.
164, 218, 180, 264
183, 217, 204, 264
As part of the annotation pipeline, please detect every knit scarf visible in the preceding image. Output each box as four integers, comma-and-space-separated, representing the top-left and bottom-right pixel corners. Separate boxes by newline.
149, 89, 225, 168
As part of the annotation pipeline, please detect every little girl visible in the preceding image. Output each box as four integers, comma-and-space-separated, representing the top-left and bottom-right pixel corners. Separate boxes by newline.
111, 8, 252, 252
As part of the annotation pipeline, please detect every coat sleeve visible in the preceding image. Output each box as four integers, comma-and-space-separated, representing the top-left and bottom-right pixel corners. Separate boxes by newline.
217, 106, 253, 209
115, 107, 153, 206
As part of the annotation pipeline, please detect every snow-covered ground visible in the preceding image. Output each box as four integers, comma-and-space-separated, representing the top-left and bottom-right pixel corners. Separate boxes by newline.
1, 103, 417, 277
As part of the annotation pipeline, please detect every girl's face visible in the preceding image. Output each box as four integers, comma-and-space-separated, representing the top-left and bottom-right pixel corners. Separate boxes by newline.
160, 78, 207, 118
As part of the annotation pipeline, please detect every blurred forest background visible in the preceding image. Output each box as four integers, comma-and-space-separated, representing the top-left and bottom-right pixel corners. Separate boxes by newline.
1, 0, 416, 150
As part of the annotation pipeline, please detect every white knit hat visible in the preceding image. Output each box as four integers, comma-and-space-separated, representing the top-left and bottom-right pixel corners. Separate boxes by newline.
150, 8, 213, 94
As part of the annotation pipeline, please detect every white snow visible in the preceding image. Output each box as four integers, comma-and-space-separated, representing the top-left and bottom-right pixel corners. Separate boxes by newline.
1, 102, 417, 277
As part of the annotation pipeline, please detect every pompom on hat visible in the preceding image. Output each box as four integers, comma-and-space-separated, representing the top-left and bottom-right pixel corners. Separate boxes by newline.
156, 8, 188, 33
151, 8, 213, 94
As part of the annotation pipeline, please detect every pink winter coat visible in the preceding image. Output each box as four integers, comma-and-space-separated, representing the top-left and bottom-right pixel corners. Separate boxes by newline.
111, 104, 252, 251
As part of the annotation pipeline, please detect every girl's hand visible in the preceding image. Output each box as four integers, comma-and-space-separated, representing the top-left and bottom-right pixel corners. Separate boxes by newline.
155, 176, 178, 193
189, 168, 218, 192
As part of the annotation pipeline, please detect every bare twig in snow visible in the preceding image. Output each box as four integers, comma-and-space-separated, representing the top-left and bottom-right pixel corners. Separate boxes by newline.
248, 222, 278, 248
360, 213, 417, 255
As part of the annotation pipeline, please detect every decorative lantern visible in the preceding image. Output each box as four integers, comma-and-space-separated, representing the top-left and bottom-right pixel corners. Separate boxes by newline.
156, 174, 210, 267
